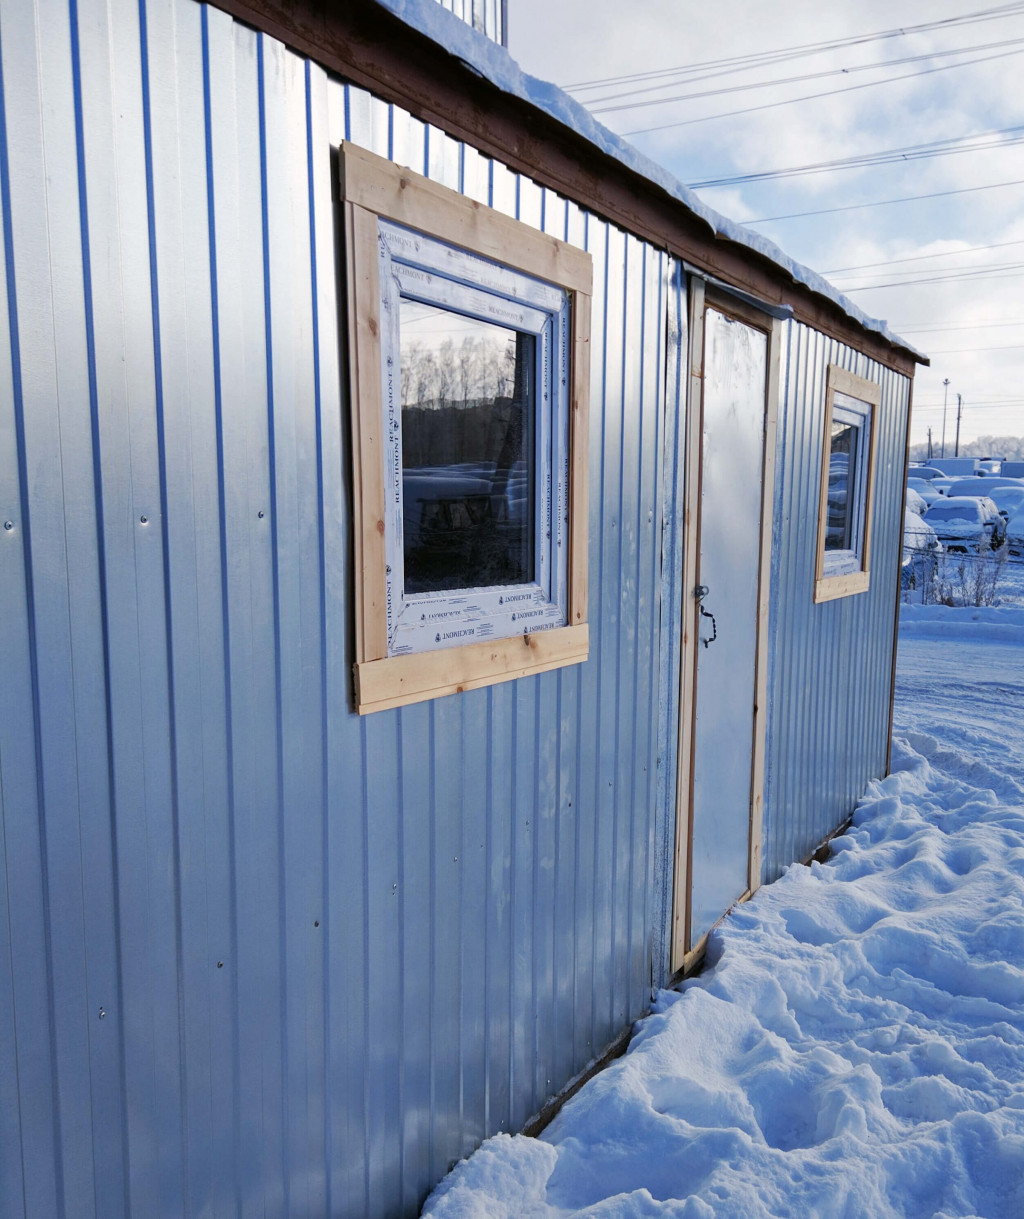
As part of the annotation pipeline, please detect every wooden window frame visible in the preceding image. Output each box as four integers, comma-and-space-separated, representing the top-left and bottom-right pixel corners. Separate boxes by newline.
338, 142, 592, 714
814, 363, 881, 604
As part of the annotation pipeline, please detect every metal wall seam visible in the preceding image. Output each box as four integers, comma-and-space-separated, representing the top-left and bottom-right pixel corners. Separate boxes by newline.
762, 319, 910, 882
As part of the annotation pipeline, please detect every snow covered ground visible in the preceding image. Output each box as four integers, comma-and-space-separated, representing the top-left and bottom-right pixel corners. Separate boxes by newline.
423, 564, 1024, 1218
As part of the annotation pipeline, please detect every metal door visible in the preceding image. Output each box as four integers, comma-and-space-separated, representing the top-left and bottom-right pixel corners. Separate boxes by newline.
672, 291, 775, 968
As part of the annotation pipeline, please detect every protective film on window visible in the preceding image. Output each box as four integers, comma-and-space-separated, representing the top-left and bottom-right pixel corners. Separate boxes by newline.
377, 220, 571, 656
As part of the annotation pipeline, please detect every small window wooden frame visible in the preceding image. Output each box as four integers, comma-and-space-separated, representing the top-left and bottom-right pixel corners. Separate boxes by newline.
814, 364, 880, 603
339, 142, 592, 714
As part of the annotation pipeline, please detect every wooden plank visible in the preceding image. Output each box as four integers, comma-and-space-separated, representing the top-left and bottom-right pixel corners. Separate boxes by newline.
861, 397, 881, 574
345, 201, 389, 662
353, 625, 589, 714
829, 363, 882, 406
815, 570, 871, 602
670, 275, 705, 972
814, 383, 835, 587
339, 142, 592, 294
568, 290, 591, 626
887, 376, 915, 775
748, 316, 781, 898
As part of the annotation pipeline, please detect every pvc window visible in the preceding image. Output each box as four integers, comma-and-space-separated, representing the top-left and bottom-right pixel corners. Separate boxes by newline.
814, 364, 880, 603
339, 143, 592, 714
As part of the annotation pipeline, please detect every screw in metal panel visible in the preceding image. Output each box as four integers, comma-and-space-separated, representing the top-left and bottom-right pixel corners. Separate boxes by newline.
140, 515, 148, 524
98, 1007, 106, 1019
258, 510, 264, 519
217, 961, 223, 969
3, 521, 12, 531
314, 920, 320, 928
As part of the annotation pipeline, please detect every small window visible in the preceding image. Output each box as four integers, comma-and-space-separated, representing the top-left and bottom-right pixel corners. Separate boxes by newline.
339, 143, 591, 714
814, 364, 880, 603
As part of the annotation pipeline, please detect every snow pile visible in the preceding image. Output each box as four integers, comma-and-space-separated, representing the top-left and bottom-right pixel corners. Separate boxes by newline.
424, 638, 1024, 1218
899, 604, 1024, 642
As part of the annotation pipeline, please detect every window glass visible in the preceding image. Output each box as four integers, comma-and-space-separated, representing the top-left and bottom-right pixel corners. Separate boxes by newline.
399, 301, 536, 593
825, 419, 858, 552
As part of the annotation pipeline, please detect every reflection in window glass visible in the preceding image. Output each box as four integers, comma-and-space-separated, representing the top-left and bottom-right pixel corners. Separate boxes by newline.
825, 419, 859, 552
399, 300, 535, 594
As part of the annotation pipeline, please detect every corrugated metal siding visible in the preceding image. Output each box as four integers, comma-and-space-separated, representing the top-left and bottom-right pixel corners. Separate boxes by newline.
762, 320, 910, 882
0, 2, 676, 1215
431, 0, 505, 45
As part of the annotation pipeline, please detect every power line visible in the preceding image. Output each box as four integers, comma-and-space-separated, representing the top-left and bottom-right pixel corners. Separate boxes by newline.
842, 267, 1024, 291
746, 177, 1024, 222
591, 36, 1024, 113
914, 412, 1024, 416
563, 1, 1024, 91
825, 239, 1024, 274
832, 258, 1024, 282
894, 319, 1024, 333
624, 47, 1024, 135
691, 124, 1024, 189
919, 344, 1024, 352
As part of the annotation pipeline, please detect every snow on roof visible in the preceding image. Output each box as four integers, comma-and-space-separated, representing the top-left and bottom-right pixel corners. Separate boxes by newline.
374, 0, 926, 362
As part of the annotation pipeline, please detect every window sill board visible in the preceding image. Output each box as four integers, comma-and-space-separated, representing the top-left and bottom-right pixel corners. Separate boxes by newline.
354, 623, 589, 714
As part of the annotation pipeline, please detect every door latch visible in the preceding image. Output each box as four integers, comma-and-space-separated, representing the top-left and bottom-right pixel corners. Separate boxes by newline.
694, 585, 717, 647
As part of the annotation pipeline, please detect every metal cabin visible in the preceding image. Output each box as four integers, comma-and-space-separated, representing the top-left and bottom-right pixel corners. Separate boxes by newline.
0, 0, 925, 1215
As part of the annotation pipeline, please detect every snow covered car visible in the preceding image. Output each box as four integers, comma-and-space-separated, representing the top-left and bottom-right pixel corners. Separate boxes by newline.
944, 476, 1024, 501
924, 497, 1006, 553
1006, 508, 1024, 557
905, 486, 928, 517
901, 509, 941, 588
982, 484, 1024, 519
907, 477, 941, 508
926, 477, 959, 497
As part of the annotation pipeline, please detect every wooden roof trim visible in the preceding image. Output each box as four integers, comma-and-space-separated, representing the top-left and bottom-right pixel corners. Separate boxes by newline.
206, 0, 923, 376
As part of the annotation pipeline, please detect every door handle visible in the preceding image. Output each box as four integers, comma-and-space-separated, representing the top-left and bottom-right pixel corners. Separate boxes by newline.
695, 586, 717, 648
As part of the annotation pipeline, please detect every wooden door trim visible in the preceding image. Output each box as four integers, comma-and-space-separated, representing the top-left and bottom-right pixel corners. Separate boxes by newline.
670, 290, 777, 972
670, 275, 706, 972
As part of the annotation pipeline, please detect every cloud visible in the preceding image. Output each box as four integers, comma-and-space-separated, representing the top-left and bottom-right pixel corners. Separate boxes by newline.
508, 0, 1024, 444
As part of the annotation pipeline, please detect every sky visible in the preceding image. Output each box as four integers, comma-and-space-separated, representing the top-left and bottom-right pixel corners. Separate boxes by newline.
508, 0, 1024, 453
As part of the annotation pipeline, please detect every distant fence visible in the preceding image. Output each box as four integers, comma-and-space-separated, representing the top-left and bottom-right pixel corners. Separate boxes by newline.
902, 544, 1020, 607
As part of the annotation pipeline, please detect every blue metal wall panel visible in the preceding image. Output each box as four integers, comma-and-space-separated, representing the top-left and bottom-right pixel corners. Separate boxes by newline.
762, 320, 910, 882
0, 2, 678, 1215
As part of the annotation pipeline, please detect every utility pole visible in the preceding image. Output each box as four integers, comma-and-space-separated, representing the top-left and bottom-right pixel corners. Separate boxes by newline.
955, 394, 963, 457
941, 378, 950, 459
927, 426, 933, 459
